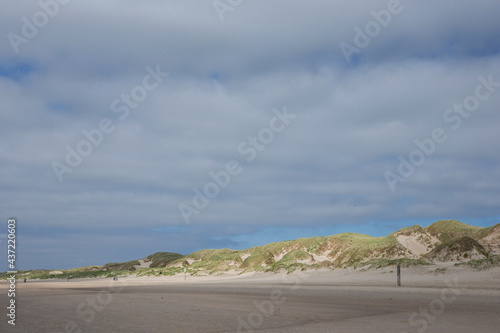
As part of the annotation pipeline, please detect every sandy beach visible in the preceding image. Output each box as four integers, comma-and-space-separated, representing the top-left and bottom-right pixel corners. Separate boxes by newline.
1, 264, 499, 332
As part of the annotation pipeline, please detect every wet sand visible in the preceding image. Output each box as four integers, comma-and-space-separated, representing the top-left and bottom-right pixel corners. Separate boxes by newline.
1, 266, 499, 332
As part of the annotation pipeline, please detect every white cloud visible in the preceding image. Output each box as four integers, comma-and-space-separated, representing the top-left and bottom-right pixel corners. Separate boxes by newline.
1, 0, 500, 269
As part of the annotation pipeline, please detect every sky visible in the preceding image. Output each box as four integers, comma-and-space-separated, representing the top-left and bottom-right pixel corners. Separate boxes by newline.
1, 0, 500, 271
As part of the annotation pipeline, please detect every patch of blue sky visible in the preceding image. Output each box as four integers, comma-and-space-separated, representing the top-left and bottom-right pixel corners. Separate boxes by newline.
47, 102, 75, 113
209, 73, 220, 81
397, 196, 410, 205
465, 216, 500, 228
151, 226, 189, 233
0, 62, 35, 82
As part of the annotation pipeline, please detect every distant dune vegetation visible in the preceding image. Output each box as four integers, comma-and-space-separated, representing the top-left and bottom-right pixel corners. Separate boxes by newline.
3, 220, 500, 280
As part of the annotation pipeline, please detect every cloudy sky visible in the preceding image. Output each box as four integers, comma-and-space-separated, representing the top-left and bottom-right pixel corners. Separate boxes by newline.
1, 0, 499, 271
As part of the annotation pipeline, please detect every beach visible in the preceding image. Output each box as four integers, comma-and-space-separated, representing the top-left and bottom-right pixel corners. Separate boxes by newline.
1, 265, 499, 332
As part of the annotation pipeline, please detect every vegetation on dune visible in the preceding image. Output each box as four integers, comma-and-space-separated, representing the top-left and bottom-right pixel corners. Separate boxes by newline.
331, 233, 406, 267
0, 270, 29, 280
135, 266, 187, 277
266, 249, 314, 273
484, 223, 500, 236
0, 266, 129, 280
3, 220, 498, 279
182, 249, 243, 273
241, 249, 275, 268
426, 236, 489, 261
392, 224, 425, 236
263, 236, 328, 255
455, 254, 500, 271
186, 248, 237, 261
424, 220, 490, 242
328, 232, 374, 245
146, 252, 184, 268
104, 260, 140, 271
309, 260, 335, 270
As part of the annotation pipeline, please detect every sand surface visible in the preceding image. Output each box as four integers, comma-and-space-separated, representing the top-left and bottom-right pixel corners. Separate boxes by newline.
1, 265, 499, 332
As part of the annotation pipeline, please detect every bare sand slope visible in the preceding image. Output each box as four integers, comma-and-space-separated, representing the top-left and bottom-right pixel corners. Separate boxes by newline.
1, 266, 499, 333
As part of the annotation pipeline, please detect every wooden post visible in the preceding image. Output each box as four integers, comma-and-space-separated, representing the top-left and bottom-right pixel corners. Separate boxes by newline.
397, 264, 401, 286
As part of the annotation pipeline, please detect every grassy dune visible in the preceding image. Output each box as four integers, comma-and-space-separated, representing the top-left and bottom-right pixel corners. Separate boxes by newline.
3, 220, 500, 280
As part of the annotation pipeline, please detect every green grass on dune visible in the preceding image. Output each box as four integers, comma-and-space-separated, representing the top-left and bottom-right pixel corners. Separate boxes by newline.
0, 267, 130, 280
424, 220, 492, 242
240, 250, 274, 268
104, 260, 140, 271
3, 220, 496, 279
426, 236, 490, 261
330, 233, 406, 267
135, 266, 187, 277
266, 249, 313, 273
455, 254, 500, 271
185, 249, 243, 273
392, 224, 425, 236
146, 252, 184, 268
182, 232, 411, 272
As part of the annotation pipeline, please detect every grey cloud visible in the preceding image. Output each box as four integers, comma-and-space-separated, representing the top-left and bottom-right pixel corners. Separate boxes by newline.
1, 0, 499, 270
